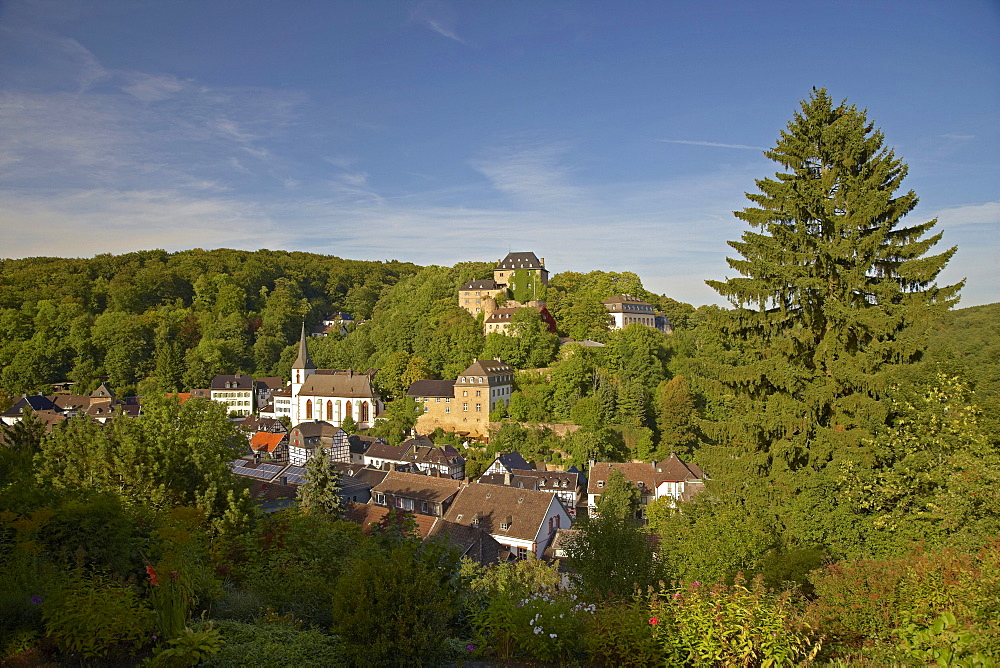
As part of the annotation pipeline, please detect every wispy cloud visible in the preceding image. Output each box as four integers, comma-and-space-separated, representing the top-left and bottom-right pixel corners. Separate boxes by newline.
933, 201, 1000, 228
410, 0, 466, 44
657, 139, 765, 151
470, 141, 584, 209
940, 133, 975, 141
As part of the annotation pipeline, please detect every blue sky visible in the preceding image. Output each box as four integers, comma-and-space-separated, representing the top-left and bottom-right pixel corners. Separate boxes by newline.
1, 0, 997, 307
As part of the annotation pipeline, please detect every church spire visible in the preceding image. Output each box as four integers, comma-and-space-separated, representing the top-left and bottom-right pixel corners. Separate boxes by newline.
292, 322, 315, 370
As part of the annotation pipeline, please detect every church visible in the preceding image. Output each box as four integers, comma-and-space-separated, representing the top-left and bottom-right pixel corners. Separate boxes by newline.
272, 325, 383, 429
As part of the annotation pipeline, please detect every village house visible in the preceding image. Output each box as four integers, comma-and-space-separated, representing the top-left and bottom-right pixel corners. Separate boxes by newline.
442, 483, 571, 560
478, 467, 585, 518
587, 455, 705, 518
370, 470, 465, 517
210, 374, 254, 417
287, 421, 350, 466
458, 252, 550, 318
483, 451, 533, 476
482, 304, 558, 335
249, 431, 289, 464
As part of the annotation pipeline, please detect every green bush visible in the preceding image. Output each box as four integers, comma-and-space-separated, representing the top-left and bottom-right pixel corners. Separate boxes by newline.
197, 619, 345, 667
651, 575, 822, 666
583, 598, 661, 667
331, 540, 460, 666
42, 569, 154, 659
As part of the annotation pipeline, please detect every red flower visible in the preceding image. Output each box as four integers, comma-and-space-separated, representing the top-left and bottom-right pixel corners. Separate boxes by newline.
649, 616, 659, 625
146, 565, 159, 586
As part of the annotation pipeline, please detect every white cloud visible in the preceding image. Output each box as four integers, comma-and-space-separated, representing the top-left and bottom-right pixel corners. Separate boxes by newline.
410, 0, 466, 44
656, 139, 765, 150
932, 201, 1000, 228
470, 141, 585, 209
122, 73, 187, 103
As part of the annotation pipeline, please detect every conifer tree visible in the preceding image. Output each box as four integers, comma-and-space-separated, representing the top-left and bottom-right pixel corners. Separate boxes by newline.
704, 89, 961, 482
299, 447, 345, 518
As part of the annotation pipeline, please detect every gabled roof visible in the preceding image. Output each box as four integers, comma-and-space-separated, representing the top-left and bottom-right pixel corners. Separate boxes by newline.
48, 394, 91, 411
461, 279, 500, 291
364, 441, 409, 462
588, 456, 704, 495
443, 484, 561, 542
491, 451, 532, 472
496, 252, 545, 271
298, 371, 377, 399
654, 453, 704, 482
2, 395, 62, 417
254, 376, 284, 390
477, 473, 540, 490
290, 421, 343, 440
343, 502, 437, 538
211, 374, 253, 390
371, 471, 464, 503
91, 382, 116, 400
238, 415, 287, 433
407, 379, 456, 397
513, 469, 581, 490
250, 431, 286, 453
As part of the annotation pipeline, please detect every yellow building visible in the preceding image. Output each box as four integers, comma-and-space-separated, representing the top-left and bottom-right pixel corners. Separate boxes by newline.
408, 359, 514, 438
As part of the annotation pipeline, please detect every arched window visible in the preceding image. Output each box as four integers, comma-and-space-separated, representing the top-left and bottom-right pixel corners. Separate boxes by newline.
326, 400, 333, 421
359, 401, 369, 424
305, 399, 312, 420
345, 401, 353, 421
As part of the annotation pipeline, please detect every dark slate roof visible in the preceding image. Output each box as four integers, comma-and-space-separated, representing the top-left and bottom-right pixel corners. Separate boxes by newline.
210, 374, 253, 390
292, 323, 316, 370
492, 451, 532, 472
254, 376, 284, 390
407, 379, 455, 397
461, 279, 500, 290
365, 442, 410, 462
2, 395, 62, 417
496, 252, 544, 270
459, 359, 514, 378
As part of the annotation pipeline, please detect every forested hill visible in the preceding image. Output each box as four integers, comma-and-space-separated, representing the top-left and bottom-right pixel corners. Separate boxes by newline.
0, 248, 695, 398
0, 249, 422, 396
923, 302, 1000, 429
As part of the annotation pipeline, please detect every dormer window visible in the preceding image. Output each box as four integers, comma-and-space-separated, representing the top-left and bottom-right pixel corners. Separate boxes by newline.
597, 481, 604, 488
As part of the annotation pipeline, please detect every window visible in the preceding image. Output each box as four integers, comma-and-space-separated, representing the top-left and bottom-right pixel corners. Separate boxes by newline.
445, 407, 450, 413
597, 481, 604, 488
374, 493, 385, 505
421, 501, 428, 513
517, 546, 528, 560
435, 397, 440, 402
476, 390, 481, 397
462, 403, 468, 412
463, 390, 468, 397
475, 404, 481, 412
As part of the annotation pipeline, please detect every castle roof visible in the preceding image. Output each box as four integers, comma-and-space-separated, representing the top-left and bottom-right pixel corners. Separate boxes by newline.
496, 252, 545, 271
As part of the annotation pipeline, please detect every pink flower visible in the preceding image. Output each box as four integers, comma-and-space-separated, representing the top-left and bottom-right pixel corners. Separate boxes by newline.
649, 616, 659, 625
146, 566, 159, 586
673, 592, 681, 599
467, 644, 475, 652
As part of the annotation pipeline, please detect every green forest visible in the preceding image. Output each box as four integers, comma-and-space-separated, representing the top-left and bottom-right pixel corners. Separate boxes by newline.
2, 90, 999, 665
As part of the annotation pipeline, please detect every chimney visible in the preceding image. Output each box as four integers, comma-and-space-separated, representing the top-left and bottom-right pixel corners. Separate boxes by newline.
540, 257, 545, 266
503, 472, 511, 486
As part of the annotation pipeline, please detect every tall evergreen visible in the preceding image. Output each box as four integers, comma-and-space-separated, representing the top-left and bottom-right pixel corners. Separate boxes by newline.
704, 89, 961, 486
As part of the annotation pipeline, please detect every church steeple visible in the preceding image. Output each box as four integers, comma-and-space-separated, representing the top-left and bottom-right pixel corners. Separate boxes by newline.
292, 322, 316, 371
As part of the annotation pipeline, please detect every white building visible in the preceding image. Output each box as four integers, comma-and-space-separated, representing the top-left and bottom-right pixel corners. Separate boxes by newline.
603, 295, 671, 333
289, 325, 382, 429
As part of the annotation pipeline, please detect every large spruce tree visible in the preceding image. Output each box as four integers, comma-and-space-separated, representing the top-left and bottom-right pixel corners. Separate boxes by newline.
704, 89, 961, 488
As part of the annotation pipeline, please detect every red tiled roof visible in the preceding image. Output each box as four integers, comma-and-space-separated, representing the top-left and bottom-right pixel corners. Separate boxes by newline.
250, 431, 285, 453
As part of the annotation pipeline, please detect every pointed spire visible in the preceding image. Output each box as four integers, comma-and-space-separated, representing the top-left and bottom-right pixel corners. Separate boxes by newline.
292, 322, 315, 370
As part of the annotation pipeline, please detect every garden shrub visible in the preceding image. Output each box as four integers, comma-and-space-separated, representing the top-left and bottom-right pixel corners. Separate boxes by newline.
582, 597, 661, 667
651, 574, 823, 666
41, 568, 154, 659
198, 619, 344, 667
